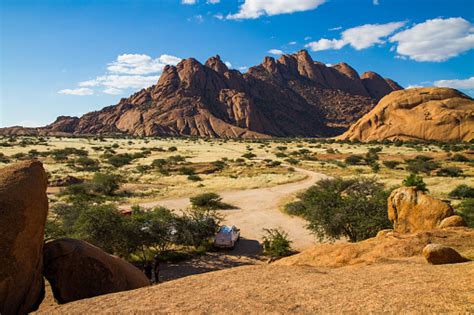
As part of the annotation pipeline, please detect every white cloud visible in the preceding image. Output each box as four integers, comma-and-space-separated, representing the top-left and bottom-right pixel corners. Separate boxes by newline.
304, 36, 312, 41
224, 61, 233, 68
329, 26, 342, 31
405, 85, 423, 89
58, 88, 94, 96
214, 13, 224, 20
182, 0, 196, 4
306, 21, 406, 51
238, 66, 248, 72
389, 18, 474, 62
268, 49, 284, 55
288, 41, 297, 45
103, 88, 124, 95
62, 53, 181, 96
107, 53, 181, 75
227, 0, 326, 20
306, 38, 346, 51
89, 75, 160, 90
434, 77, 474, 90
373, 0, 379, 5
207, 0, 220, 3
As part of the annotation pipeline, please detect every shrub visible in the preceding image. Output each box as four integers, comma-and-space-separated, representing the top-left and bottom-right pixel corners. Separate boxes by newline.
188, 174, 202, 181
371, 162, 380, 173
402, 174, 428, 192
174, 208, 221, 248
74, 157, 100, 171
275, 152, 287, 158
179, 167, 196, 175
107, 153, 134, 167
262, 228, 293, 258
168, 146, 178, 152
288, 177, 391, 242
436, 167, 463, 177
456, 199, 474, 228
242, 152, 256, 159
405, 155, 439, 175
285, 158, 300, 165
451, 154, 470, 162
448, 185, 474, 199
383, 160, 400, 169
345, 155, 364, 165
190, 193, 225, 209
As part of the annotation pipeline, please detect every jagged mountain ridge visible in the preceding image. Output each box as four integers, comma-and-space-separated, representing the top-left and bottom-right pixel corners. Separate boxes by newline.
1, 50, 402, 138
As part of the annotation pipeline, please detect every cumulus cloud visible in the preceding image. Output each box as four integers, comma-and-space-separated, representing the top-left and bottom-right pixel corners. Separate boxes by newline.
268, 49, 284, 55
306, 21, 406, 51
214, 13, 224, 20
60, 53, 180, 96
207, 0, 220, 3
107, 53, 181, 75
227, 0, 325, 20
238, 66, 248, 72
288, 41, 297, 45
58, 88, 94, 96
434, 77, 474, 90
103, 88, 124, 95
182, 0, 196, 4
373, 0, 379, 5
329, 26, 342, 31
224, 61, 233, 68
389, 18, 474, 62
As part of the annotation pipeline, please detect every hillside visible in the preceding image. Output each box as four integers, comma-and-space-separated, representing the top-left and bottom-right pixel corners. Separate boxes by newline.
0, 50, 402, 138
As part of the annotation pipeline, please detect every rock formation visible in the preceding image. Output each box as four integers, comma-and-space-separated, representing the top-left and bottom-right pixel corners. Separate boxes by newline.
422, 243, 468, 265
337, 87, 474, 142
43, 238, 150, 304
387, 187, 466, 233
276, 228, 473, 268
0, 160, 48, 315
0, 50, 402, 138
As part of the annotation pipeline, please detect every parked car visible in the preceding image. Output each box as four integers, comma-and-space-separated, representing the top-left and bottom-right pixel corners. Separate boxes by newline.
214, 225, 240, 248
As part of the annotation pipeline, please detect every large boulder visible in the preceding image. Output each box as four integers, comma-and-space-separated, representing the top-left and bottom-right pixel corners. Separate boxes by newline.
337, 87, 474, 142
0, 160, 48, 314
43, 238, 150, 304
388, 187, 455, 233
439, 215, 467, 228
422, 244, 468, 265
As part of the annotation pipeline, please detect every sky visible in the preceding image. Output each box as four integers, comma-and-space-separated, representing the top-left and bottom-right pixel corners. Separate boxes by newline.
1, 0, 473, 127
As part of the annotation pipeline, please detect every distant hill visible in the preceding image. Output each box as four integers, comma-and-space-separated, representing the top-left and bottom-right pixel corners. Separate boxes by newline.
0, 50, 402, 138
337, 87, 474, 142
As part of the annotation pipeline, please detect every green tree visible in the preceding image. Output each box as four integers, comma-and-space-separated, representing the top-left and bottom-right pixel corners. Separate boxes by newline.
288, 177, 391, 242
402, 174, 428, 192
262, 228, 293, 258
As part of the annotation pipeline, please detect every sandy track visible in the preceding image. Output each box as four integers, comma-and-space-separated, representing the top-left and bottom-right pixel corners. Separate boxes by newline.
120, 167, 329, 250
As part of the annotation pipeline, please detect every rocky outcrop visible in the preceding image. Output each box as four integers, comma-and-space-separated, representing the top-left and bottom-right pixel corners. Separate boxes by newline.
43, 238, 150, 304
0, 50, 402, 138
0, 160, 48, 315
337, 88, 474, 142
276, 228, 474, 268
422, 244, 469, 265
387, 187, 459, 233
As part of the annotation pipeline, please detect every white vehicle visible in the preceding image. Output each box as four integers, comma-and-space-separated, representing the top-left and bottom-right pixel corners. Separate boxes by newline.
214, 225, 240, 248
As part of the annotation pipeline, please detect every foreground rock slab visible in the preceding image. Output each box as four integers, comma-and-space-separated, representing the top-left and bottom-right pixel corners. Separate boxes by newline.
43, 238, 150, 304
0, 160, 48, 315
422, 244, 469, 265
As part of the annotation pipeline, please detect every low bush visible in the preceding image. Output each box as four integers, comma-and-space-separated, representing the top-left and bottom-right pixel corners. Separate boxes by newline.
456, 198, 474, 228
448, 184, 474, 199
262, 228, 293, 258
383, 160, 401, 169
436, 167, 463, 177
345, 155, 364, 165
402, 173, 428, 192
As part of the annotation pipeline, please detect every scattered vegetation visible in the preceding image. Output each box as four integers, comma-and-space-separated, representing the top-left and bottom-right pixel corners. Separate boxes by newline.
262, 228, 293, 259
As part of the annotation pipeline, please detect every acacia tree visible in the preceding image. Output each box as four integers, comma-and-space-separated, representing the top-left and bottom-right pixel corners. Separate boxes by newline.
287, 177, 391, 242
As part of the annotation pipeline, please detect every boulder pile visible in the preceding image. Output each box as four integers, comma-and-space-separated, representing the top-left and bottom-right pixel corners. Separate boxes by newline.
0, 161, 149, 313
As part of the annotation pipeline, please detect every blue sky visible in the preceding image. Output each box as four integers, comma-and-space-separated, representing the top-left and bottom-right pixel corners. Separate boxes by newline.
1, 0, 473, 127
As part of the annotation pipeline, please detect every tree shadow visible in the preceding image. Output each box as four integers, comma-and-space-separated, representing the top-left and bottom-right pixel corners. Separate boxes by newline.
158, 238, 262, 282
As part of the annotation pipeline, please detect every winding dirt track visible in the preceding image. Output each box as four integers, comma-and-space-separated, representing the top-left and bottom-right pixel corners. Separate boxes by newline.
120, 167, 329, 250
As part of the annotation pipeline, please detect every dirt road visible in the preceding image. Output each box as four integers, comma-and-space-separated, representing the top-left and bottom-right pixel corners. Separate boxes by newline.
120, 167, 328, 250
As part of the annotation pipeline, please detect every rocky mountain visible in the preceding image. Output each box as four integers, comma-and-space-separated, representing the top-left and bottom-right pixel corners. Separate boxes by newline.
1, 50, 402, 138
337, 88, 474, 142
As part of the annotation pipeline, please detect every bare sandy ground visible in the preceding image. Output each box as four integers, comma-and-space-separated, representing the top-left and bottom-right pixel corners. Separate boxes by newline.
36, 259, 474, 314
120, 167, 329, 250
